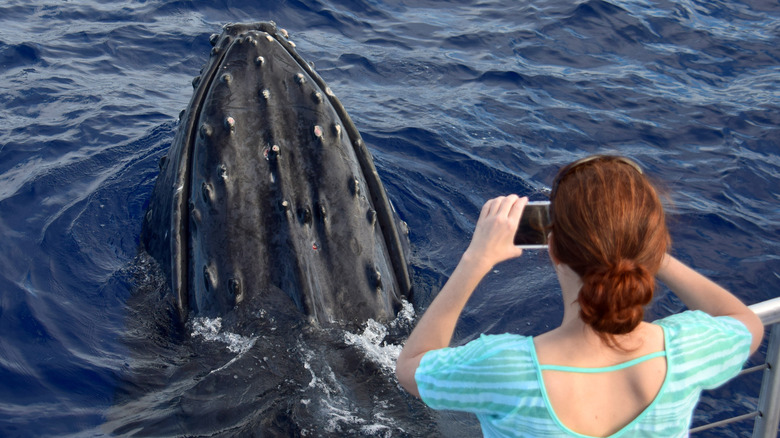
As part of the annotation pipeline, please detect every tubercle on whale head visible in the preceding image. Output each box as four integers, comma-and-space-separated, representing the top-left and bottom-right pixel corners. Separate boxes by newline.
263, 145, 281, 160
199, 123, 213, 139
224, 116, 235, 134
228, 277, 243, 303
239, 35, 258, 46
201, 182, 214, 204
202, 265, 215, 293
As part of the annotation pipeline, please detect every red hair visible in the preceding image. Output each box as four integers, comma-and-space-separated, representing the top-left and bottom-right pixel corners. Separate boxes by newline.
549, 156, 670, 347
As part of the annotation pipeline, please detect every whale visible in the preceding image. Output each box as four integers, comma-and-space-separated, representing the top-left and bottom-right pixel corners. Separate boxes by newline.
141, 21, 412, 326
110, 22, 464, 436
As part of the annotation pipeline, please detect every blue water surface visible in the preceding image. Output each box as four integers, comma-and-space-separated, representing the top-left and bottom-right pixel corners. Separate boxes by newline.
0, 0, 778, 436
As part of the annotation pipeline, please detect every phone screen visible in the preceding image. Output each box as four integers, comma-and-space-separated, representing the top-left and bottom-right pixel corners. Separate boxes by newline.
513, 201, 550, 248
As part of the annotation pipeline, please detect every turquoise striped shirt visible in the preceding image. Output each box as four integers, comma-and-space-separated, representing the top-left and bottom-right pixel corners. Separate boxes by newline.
415, 310, 752, 437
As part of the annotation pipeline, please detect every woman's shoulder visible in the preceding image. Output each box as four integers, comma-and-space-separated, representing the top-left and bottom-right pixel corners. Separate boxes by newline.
476, 332, 534, 353
653, 310, 752, 389
420, 333, 533, 370
654, 310, 751, 337
455, 332, 533, 358
655, 310, 752, 352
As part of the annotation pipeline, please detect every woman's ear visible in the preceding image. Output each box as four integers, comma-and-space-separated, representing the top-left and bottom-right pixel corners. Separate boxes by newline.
547, 232, 558, 264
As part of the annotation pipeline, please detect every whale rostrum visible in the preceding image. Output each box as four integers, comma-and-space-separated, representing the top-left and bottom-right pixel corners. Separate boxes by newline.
141, 22, 412, 324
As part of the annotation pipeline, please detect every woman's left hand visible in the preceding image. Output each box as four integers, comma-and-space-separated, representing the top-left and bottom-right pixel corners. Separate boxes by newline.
463, 195, 527, 270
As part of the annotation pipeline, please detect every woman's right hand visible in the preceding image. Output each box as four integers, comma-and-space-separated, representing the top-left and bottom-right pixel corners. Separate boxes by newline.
462, 195, 527, 272
657, 254, 764, 354
396, 194, 528, 396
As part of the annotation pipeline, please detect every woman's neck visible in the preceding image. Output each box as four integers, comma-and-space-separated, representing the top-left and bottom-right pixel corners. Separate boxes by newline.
550, 261, 648, 352
554, 262, 584, 327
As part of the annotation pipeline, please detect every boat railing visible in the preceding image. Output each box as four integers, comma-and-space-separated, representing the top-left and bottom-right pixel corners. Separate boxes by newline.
689, 296, 780, 437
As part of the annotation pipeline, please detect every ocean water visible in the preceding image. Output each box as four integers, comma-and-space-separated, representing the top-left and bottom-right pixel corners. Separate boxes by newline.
1, 0, 778, 436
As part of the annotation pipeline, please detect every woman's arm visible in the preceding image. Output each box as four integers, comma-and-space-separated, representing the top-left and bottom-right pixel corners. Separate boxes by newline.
657, 254, 764, 354
395, 195, 527, 397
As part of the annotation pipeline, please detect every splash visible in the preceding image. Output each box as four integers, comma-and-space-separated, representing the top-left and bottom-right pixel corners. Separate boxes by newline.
343, 299, 416, 374
389, 299, 415, 331
190, 317, 256, 354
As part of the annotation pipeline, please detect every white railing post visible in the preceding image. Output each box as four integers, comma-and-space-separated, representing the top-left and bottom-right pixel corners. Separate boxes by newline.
753, 323, 780, 438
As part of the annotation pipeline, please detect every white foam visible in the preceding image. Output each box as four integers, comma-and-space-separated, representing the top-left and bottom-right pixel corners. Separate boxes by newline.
343, 319, 401, 374
190, 317, 256, 354
343, 299, 416, 374
322, 398, 365, 433
389, 299, 415, 329
360, 423, 391, 435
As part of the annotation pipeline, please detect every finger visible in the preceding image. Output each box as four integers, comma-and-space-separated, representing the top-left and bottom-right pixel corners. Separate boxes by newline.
478, 198, 490, 221
508, 196, 528, 223
480, 196, 503, 219
496, 194, 521, 218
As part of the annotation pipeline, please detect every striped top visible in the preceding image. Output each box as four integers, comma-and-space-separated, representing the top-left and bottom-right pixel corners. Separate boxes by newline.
415, 310, 752, 437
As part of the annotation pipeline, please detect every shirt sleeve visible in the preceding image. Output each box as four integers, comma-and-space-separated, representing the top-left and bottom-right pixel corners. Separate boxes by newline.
414, 333, 537, 416
657, 310, 753, 390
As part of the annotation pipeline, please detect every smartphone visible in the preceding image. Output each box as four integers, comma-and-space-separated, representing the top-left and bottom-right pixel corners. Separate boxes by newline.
513, 201, 550, 249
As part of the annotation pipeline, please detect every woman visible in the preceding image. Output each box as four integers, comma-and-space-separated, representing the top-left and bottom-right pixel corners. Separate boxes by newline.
395, 155, 763, 437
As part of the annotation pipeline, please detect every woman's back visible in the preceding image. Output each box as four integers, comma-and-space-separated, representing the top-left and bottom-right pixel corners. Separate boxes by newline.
534, 322, 666, 436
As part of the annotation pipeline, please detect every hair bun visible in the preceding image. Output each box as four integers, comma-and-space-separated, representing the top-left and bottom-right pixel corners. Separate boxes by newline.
578, 259, 655, 338
610, 258, 645, 277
